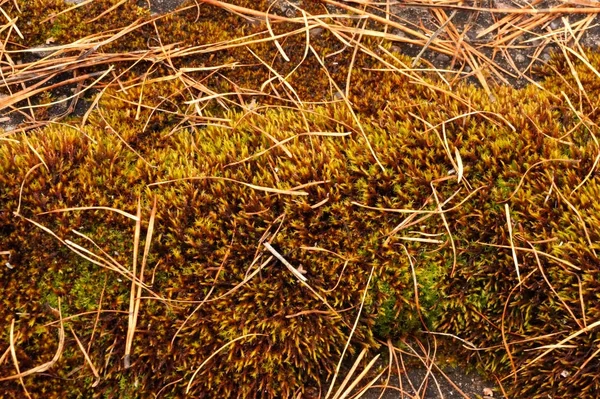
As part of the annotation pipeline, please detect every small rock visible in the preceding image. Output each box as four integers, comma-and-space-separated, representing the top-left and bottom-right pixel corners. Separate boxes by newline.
28, 44, 56, 59
549, 19, 561, 30
309, 27, 324, 38
514, 53, 526, 64
494, 0, 512, 9
541, 51, 551, 61
0, 123, 17, 132
483, 387, 494, 397
393, 29, 408, 40
53, 95, 69, 114
583, 34, 599, 48
273, 0, 301, 17
435, 53, 451, 63
474, 27, 488, 40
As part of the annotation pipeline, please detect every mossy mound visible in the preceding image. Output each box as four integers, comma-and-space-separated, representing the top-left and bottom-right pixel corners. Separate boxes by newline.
2, 0, 600, 398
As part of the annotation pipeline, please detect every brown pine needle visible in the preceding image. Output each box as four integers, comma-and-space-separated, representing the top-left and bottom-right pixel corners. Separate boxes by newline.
0, 299, 65, 382
186, 333, 267, 393
505, 204, 521, 285
124, 199, 142, 369
70, 326, 100, 387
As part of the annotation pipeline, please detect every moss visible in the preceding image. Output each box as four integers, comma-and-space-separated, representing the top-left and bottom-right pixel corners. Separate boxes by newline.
2, 0, 600, 398
371, 280, 398, 338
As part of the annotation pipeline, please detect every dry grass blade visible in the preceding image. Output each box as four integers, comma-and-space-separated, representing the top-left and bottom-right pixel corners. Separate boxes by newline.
512, 318, 600, 378
431, 362, 471, 399
190, 0, 288, 22
551, 181, 597, 258
69, 326, 100, 387
352, 184, 485, 216
325, 265, 375, 399
398, 236, 444, 244
0, 67, 112, 112
0, 6, 22, 40
412, 10, 457, 67
148, 176, 309, 196
330, 347, 367, 399
9, 320, 31, 398
344, 17, 367, 99
124, 198, 142, 369
351, 369, 387, 399
0, 341, 14, 368
225, 131, 351, 168
401, 338, 443, 398
454, 147, 463, 184
16, 162, 44, 216
41, 0, 94, 23
265, 2, 290, 62
22, 135, 49, 172
501, 270, 535, 384
337, 353, 382, 399
0, 298, 65, 382
87, 275, 108, 359
527, 241, 583, 329
404, 2, 600, 14
186, 333, 267, 393
38, 206, 139, 221
570, 151, 600, 195
422, 331, 479, 351
3, 0, 600, 397
263, 242, 308, 282
430, 183, 457, 276
87, 0, 128, 23
307, 44, 385, 172
64, 237, 151, 290
402, 245, 428, 329
572, 345, 600, 379
504, 204, 521, 285
372, 341, 394, 399
99, 110, 155, 168
504, 158, 579, 202
129, 197, 158, 367
478, 241, 581, 272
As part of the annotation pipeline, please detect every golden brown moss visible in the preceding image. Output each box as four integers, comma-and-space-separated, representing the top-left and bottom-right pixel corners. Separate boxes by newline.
2, 1, 600, 398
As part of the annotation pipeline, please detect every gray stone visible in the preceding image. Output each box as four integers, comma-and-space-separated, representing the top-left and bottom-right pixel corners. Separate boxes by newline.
309, 27, 324, 39
541, 51, 551, 61
435, 53, 451, 63
514, 53, 526, 64
390, 45, 402, 54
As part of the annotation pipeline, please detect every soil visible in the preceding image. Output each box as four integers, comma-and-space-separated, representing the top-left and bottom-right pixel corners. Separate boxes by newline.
140, 0, 187, 13
367, 365, 496, 399
319, 354, 500, 399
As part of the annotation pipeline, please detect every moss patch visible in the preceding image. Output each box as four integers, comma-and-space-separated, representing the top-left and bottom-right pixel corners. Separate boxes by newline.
2, 1, 600, 398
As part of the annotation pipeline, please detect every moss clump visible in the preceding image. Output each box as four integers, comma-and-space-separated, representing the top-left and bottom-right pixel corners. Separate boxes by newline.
2, 0, 600, 398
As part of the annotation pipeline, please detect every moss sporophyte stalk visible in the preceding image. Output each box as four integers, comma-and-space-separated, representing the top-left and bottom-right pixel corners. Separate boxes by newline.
1, 0, 600, 398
